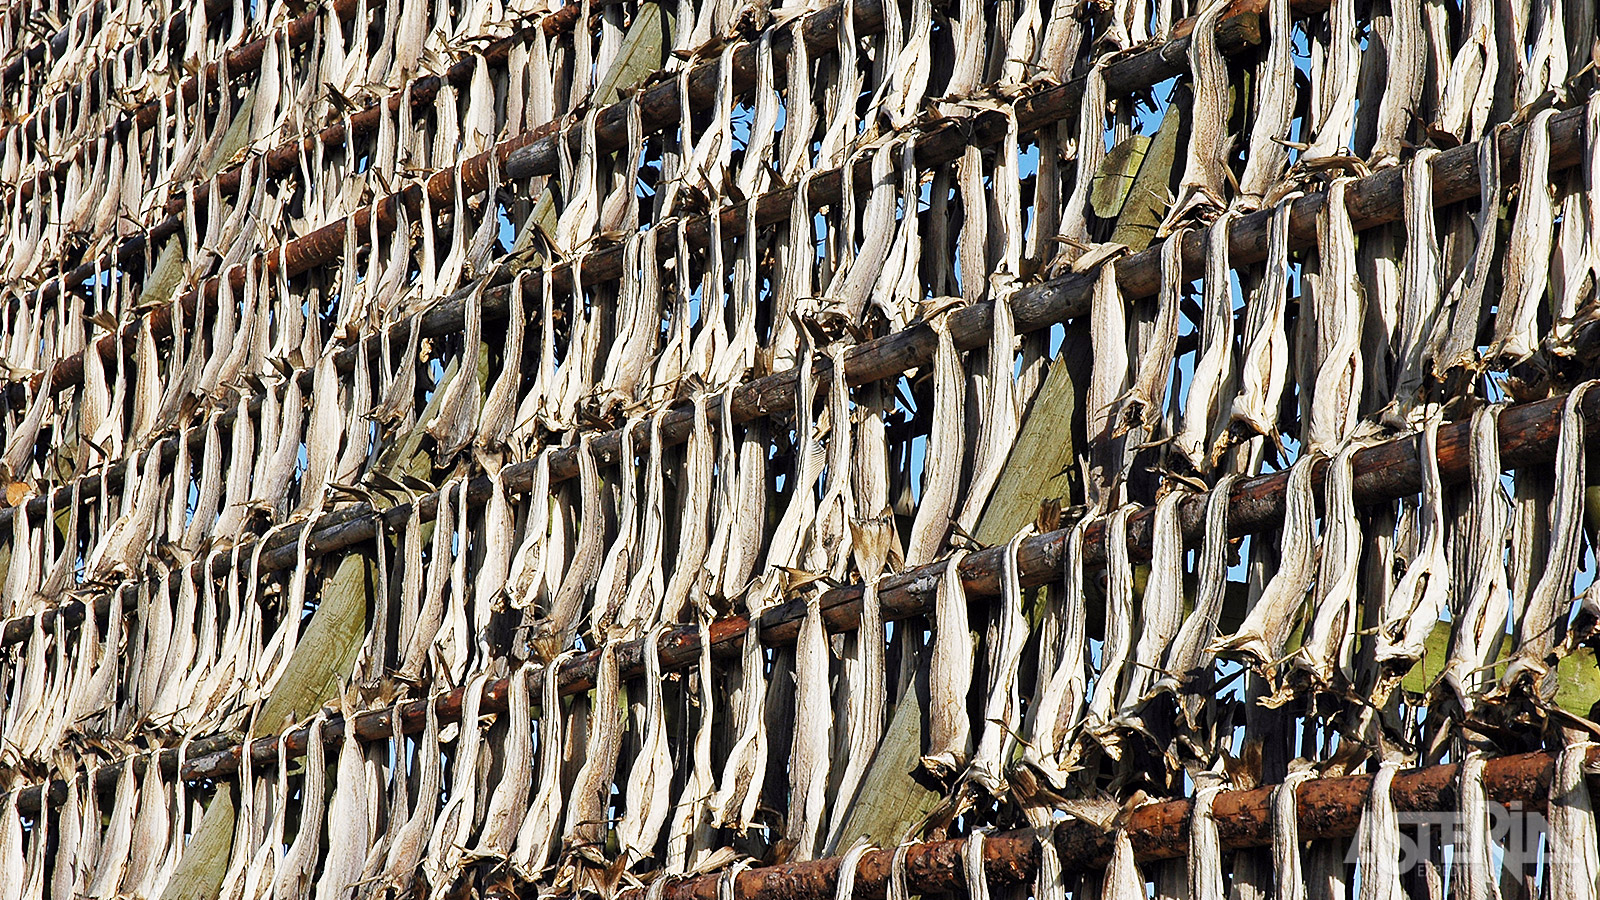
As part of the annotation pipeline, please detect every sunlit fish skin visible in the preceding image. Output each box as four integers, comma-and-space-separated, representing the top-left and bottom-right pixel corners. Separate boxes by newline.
1212, 452, 1319, 671
921, 547, 972, 780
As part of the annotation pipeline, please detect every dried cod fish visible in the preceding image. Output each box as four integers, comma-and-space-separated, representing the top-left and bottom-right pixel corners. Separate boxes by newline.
1356, 752, 1402, 900
1298, 444, 1361, 684
1188, 772, 1226, 900
1088, 506, 1136, 730
905, 317, 965, 566
1504, 384, 1593, 690
1303, 179, 1363, 451
1376, 415, 1452, 670
1492, 109, 1558, 362
1165, 0, 1231, 223
923, 545, 974, 778
1272, 767, 1316, 900
1213, 452, 1319, 670
1442, 406, 1508, 709
1122, 491, 1187, 711
1176, 211, 1239, 470
1452, 751, 1501, 900
969, 528, 1033, 792
619, 632, 674, 860
787, 588, 832, 861
1023, 520, 1091, 786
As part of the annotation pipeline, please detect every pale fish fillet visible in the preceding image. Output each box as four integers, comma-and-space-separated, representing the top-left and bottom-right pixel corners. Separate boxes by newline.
474, 664, 536, 860
922, 548, 973, 779
1088, 506, 1136, 730
86, 757, 139, 898
1427, 124, 1504, 374
1121, 491, 1187, 712
824, 518, 892, 849
619, 631, 674, 859
1085, 264, 1131, 508
274, 713, 328, 900
1272, 768, 1317, 900
382, 692, 440, 887
1387, 150, 1443, 420
712, 577, 778, 830
1492, 109, 1558, 362
1356, 754, 1403, 900
1451, 752, 1502, 900
1163, 0, 1232, 225
1156, 474, 1237, 716
1103, 827, 1145, 899
905, 318, 965, 566
314, 700, 372, 899
1376, 415, 1452, 669
1236, 0, 1294, 204
1189, 773, 1227, 900
1021, 519, 1089, 787
511, 650, 573, 879
1299, 444, 1361, 684
1306, 0, 1360, 158
1176, 210, 1239, 470
425, 670, 492, 886
1546, 734, 1599, 900
1213, 453, 1320, 670
1125, 227, 1186, 435
666, 616, 719, 871
969, 529, 1034, 793
562, 641, 626, 873
1304, 179, 1364, 451
1233, 198, 1299, 438
785, 589, 833, 861
964, 830, 990, 900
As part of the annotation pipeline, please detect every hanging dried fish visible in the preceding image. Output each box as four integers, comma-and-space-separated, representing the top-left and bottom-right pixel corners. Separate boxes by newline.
1504, 384, 1594, 689
1214, 452, 1319, 671
923, 547, 972, 779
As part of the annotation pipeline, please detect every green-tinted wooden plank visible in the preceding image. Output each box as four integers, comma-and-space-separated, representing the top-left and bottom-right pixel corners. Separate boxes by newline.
1108, 98, 1183, 253
973, 356, 1081, 546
